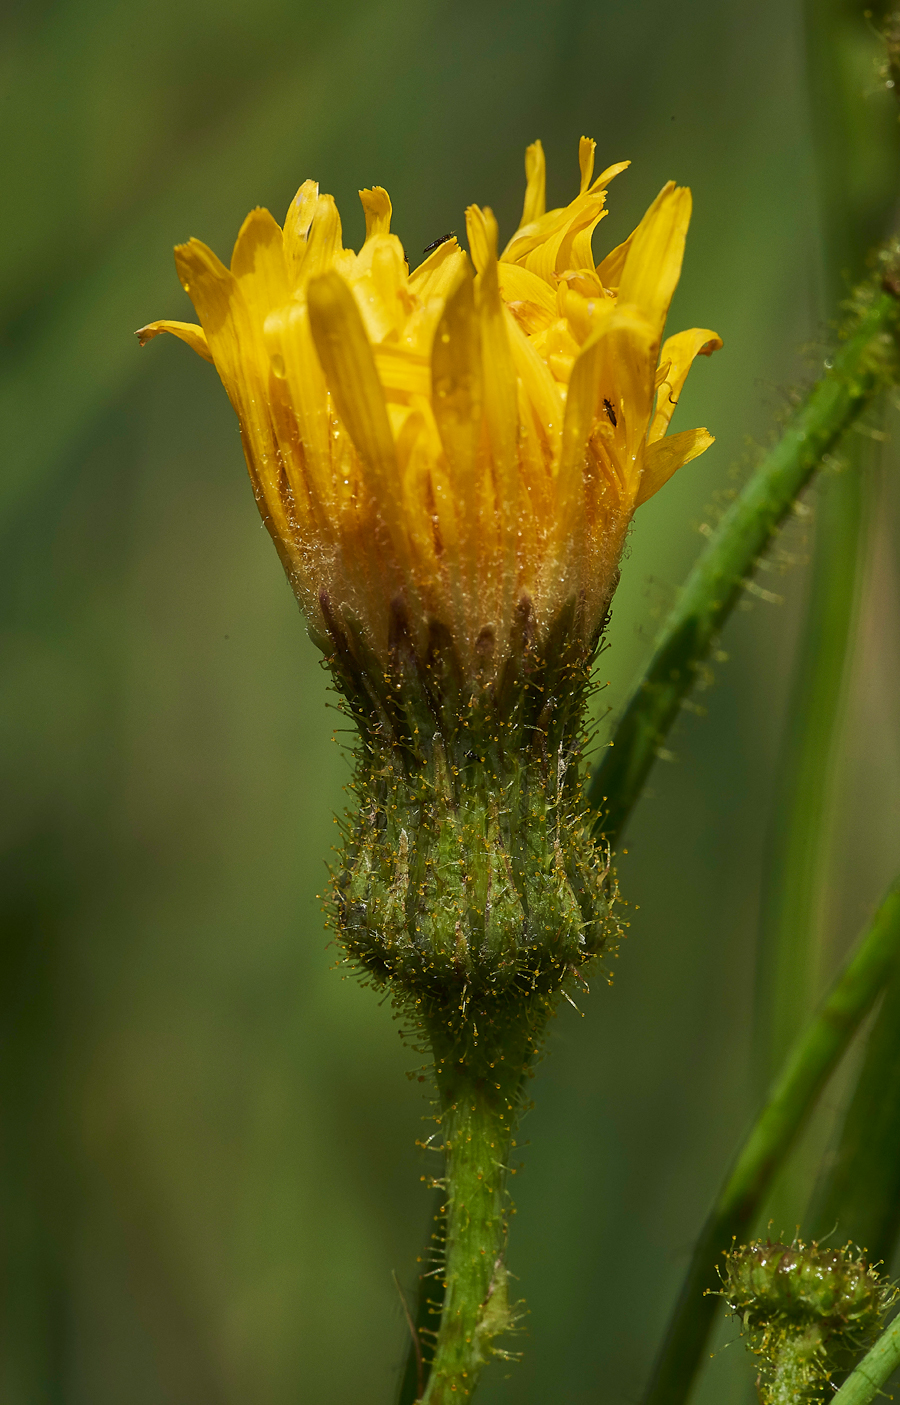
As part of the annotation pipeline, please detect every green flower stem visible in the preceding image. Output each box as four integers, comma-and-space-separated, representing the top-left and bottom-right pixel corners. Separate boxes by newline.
418, 1007, 535, 1404
588, 287, 900, 846
769, 1325, 825, 1405
640, 874, 900, 1405
830, 1310, 900, 1405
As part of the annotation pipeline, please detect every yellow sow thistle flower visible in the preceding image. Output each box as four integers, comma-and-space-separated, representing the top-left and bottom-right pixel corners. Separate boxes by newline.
140, 139, 720, 1001
139, 136, 720, 684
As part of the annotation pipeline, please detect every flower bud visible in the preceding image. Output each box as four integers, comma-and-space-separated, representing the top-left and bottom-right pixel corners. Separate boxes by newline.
723, 1238, 898, 1404
139, 138, 721, 1010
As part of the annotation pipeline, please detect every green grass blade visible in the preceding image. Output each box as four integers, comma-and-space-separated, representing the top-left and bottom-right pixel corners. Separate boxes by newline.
640, 874, 900, 1405
809, 966, 900, 1260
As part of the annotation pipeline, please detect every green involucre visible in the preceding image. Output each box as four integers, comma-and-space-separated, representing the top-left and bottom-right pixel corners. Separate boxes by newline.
323, 595, 618, 1004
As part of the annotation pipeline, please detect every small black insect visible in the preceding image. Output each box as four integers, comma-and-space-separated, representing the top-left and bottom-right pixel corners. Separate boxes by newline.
603, 398, 618, 428
423, 231, 456, 254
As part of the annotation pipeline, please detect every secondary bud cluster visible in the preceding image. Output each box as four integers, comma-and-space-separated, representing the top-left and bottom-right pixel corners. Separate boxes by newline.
723, 1238, 897, 1405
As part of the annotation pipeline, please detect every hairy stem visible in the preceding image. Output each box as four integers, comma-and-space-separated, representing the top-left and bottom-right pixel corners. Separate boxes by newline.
768, 1324, 824, 1405
640, 874, 900, 1405
830, 1310, 900, 1405
588, 287, 900, 846
418, 1006, 536, 1404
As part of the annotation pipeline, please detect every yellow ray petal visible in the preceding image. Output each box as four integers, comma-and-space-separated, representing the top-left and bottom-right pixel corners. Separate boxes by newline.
504, 310, 563, 459
360, 186, 392, 239
557, 268, 607, 304
557, 282, 611, 344
135, 319, 212, 362
174, 239, 245, 383
567, 206, 608, 274
395, 405, 454, 592
174, 238, 294, 547
521, 140, 546, 228
283, 179, 319, 283
588, 160, 630, 194
497, 263, 557, 320
374, 345, 431, 398
502, 190, 607, 279
471, 207, 518, 527
409, 237, 466, 299
527, 197, 605, 281
579, 136, 596, 194
617, 183, 691, 343
303, 194, 345, 282
587, 303, 659, 493
649, 327, 723, 441
636, 426, 714, 506
263, 299, 334, 513
431, 262, 483, 533
595, 235, 631, 289
307, 269, 401, 514
352, 233, 413, 341
231, 207, 290, 323
502, 162, 627, 278
465, 203, 494, 274
555, 305, 616, 531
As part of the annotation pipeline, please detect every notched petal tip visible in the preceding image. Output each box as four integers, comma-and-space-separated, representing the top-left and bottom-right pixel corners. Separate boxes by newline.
230, 206, 284, 276
360, 186, 393, 240
521, 140, 546, 228
174, 237, 230, 294
135, 319, 213, 363
284, 179, 319, 241
589, 159, 630, 194
578, 136, 596, 194
465, 205, 499, 276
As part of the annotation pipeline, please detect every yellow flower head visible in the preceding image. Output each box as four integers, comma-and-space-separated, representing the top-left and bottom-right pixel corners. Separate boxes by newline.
139, 137, 720, 686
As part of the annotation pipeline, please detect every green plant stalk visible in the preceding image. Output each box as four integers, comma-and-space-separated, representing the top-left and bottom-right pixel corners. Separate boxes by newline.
769, 1325, 825, 1405
752, 0, 886, 1193
640, 874, 900, 1405
587, 287, 900, 846
798, 0, 900, 1278
830, 1309, 900, 1405
418, 1010, 531, 1404
810, 966, 900, 1258
755, 456, 868, 1078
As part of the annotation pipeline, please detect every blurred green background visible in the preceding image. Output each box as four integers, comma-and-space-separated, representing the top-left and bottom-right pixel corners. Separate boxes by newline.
2, 1, 899, 1402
